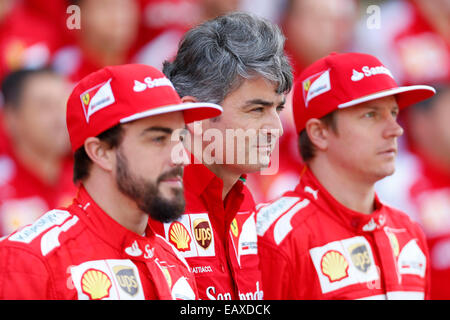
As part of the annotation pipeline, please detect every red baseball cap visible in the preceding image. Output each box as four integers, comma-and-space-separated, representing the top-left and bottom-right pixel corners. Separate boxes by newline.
66, 64, 223, 152
292, 52, 436, 133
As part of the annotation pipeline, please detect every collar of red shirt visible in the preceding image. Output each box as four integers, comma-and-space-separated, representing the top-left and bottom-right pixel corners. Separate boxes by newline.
71, 185, 160, 261
295, 166, 387, 233
182, 162, 250, 237
183, 161, 247, 202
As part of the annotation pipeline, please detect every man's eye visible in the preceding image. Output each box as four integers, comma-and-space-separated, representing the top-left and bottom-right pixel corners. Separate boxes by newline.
251, 107, 264, 113
391, 110, 399, 118
276, 105, 285, 113
152, 136, 167, 143
364, 111, 376, 118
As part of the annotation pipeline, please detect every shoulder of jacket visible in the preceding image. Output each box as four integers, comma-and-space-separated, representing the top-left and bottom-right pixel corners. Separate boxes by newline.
384, 204, 425, 237
255, 193, 316, 246
0, 208, 82, 258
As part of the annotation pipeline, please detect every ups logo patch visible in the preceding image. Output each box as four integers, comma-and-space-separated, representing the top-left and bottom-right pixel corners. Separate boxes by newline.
113, 265, 139, 296
349, 243, 372, 273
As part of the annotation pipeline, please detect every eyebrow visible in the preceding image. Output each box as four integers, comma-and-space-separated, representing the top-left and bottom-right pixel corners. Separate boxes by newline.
140, 126, 173, 135
242, 98, 286, 109
363, 104, 399, 111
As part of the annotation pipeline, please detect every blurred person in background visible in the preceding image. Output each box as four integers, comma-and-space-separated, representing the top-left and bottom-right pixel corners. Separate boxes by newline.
282, 0, 358, 80
0, 67, 75, 236
53, 0, 140, 82
134, 0, 241, 70
353, 0, 449, 85
0, 0, 70, 82
351, 0, 450, 300
246, 0, 359, 204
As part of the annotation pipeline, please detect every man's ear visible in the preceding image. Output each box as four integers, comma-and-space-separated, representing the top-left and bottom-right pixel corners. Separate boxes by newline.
305, 118, 330, 152
181, 96, 198, 104
83, 137, 115, 172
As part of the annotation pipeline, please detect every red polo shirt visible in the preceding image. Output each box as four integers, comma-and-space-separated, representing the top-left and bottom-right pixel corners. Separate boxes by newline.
150, 162, 263, 300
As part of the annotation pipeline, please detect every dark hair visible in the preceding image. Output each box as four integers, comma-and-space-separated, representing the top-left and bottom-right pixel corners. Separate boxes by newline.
163, 12, 293, 105
298, 111, 338, 162
1, 67, 57, 110
73, 124, 124, 183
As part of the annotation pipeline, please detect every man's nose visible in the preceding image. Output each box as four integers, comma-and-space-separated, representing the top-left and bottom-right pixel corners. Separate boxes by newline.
383, 115, 404, 139
169, 140, 190, 167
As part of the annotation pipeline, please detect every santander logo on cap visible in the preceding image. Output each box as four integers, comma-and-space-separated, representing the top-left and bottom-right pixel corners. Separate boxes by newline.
351, 65, 394, 82
133, 76, 174, 92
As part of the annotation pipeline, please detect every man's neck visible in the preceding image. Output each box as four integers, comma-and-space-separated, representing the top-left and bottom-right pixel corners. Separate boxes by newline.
83, 172, 148, 235
205, 164, 241, 201
308, 158, 376, 214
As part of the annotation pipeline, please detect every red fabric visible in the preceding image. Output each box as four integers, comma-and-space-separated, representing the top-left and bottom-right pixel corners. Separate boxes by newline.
0, 186, 198, 300
256, 166, 431, 299
149, 162, 263, 300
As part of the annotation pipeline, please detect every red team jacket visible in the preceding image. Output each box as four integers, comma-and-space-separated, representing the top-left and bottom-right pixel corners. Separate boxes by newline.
256, 167, 430, 300
150, 163, 263, 300
0, 186, 198, 300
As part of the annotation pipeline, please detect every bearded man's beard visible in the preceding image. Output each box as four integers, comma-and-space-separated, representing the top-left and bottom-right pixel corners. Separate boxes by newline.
115, 149, 185, 223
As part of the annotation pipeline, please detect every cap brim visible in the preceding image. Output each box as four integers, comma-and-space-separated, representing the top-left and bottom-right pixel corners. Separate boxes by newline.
338, 85, 436, 109
119, 102, 223, 124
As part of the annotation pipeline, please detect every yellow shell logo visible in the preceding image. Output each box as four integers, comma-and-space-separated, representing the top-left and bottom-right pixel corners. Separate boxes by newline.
82, 93, 90, 106
230, 218, 239, 238
321, 250, 349, 282
169, 221, 191, 252
81, 269, 112, 300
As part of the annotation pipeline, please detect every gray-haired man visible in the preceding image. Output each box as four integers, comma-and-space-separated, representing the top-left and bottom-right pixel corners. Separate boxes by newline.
149, 12, 293, 300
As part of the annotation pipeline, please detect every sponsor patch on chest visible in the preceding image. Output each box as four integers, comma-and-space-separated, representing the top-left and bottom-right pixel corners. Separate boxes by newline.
309, 236, 379, 294
70, 259, 145, 300
163, 213, 215, 258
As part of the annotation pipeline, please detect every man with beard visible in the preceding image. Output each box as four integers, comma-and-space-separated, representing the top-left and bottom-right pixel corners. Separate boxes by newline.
0, 64, 222, 299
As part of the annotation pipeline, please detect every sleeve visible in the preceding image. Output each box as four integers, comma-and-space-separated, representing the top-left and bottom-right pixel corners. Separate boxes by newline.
0, 245, 55, 299
258, 237, 294, 299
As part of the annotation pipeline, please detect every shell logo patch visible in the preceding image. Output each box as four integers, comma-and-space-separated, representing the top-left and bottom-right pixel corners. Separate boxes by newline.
320, 250, 349, 282
169, 221, 191, 252
81, 269, 112, 300
193, 218, 212, 249
349, 243, 372, 273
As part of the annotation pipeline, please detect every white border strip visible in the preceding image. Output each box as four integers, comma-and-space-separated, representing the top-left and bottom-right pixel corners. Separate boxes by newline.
338, 85, 435, 109
120, 102, 222, 123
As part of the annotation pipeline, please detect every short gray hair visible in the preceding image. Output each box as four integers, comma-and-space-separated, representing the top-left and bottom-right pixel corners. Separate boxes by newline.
163, 12, 293, 104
